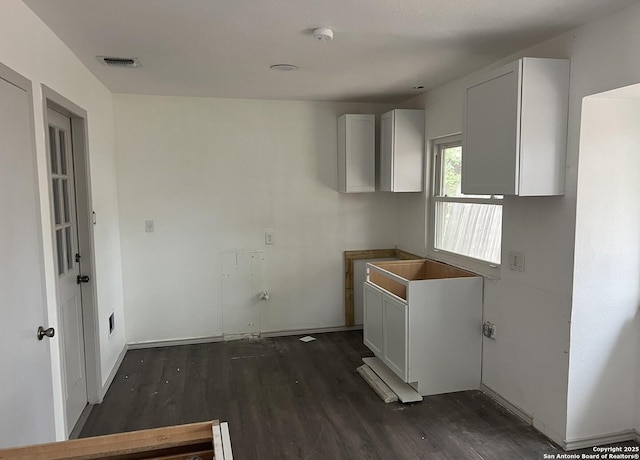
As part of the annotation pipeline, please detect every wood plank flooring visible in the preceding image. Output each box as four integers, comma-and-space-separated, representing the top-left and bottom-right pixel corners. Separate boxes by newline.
80, 331, 637, 459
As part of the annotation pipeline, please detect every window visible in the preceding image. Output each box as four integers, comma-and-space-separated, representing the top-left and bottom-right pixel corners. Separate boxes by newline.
430, 135, 502, 272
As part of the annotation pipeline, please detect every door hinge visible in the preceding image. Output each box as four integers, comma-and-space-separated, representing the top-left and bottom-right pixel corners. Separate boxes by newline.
75, 253, 81, 263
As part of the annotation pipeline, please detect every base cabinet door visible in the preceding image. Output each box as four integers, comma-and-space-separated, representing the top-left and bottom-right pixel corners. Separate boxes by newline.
382, 294, 408, 380
363, 282, 384, 357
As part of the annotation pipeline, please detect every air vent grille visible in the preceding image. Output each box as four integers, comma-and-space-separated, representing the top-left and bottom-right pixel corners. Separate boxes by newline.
98, 56, 139, 68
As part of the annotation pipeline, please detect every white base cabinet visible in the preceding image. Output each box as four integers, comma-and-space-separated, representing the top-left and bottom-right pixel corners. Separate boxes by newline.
363, 259, 482, 396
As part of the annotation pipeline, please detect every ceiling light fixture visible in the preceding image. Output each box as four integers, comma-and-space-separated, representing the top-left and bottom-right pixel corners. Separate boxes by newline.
312, 27, 333, 42
270, 64, 298, 71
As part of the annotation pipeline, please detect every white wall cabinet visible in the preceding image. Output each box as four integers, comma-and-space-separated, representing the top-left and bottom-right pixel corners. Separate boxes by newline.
363, 259, 482, 396
337, 114, 375, 193
380, 109, 424, 192
462, 58, 570, 196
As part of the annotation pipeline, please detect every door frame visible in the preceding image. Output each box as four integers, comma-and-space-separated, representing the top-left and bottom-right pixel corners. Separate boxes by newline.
41, 86, 101, 411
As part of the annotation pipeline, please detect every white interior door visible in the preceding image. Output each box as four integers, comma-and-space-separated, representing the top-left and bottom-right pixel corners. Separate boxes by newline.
46, 108, 88, 435
0, 70, 56, 448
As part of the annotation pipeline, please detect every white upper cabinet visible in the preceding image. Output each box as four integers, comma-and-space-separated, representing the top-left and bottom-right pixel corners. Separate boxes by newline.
380, 109, 424, 192
338, 114, 376, 193
462, 58, 570, 196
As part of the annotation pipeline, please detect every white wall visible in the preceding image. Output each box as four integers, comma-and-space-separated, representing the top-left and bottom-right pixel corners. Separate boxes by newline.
114, 95, 400, 344
0, 0, 125, 439
396, 0, 640, 446
568, 95, 640, 442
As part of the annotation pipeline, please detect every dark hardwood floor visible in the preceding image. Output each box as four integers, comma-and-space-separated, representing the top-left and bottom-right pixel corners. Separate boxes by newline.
80, 331, 637, 459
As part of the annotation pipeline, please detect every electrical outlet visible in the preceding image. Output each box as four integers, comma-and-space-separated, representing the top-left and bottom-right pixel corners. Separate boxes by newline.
264, 229, 274, 245
145, 220, 154, 233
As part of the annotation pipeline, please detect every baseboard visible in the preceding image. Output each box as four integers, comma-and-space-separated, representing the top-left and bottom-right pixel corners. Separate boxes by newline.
68, 403, 93, 440
99, 344, 127, 401
635, 429, 640, 443
563, 430, 639, 451
480, 383, 534, 425
259, 325, 363, 338
127, 327, 363, 349
127, 335, 225, 350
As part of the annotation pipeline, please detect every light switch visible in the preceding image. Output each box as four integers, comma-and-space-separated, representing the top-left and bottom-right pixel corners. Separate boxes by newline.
145, 220, 154, 233
507, 250, 525, 272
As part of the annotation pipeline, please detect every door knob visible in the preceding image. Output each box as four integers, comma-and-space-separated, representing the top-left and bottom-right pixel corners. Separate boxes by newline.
77, 275, 90, 284
37, 326, 55, 340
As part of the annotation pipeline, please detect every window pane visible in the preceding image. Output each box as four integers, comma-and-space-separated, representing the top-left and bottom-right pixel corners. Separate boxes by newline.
435, 202, 502, 264
49, 126, 58, 174
59, 129, 67, 175
65, 226, 73, 271
439, 144, 501, 199
62, 179, 70, 223
52, 178, 61, 225
56, 229, 64, 275
442, 145, 462, 197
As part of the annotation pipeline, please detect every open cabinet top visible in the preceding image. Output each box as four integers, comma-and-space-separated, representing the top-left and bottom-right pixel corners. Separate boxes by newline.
369, 259, 478, 281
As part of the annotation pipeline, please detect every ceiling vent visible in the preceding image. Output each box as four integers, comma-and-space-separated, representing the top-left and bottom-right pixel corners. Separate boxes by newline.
98, 56, 139, 68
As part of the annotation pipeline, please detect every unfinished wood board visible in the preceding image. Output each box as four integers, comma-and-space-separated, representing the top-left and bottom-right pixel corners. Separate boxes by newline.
369, 270, 407, 300
0, 420, 225, 459
424, 259, 477, 279
363, 357, 422, 403
357, 364, 398, 403
371, 259, 477, 281
344, 249, 421, 326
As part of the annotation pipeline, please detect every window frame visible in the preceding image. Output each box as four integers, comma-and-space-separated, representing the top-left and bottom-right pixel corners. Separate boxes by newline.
427, 134, 502, 278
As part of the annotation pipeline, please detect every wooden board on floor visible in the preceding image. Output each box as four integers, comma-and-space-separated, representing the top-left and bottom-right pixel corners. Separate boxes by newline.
357, 364, 398, 403
0, 420, 230, 460
363, 357, 423, 403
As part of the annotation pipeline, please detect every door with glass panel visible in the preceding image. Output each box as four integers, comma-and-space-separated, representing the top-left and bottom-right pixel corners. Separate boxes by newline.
46, 107, 88, 434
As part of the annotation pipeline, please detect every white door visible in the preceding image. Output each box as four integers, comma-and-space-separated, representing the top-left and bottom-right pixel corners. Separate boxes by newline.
382, 294, 408, 381
46, 108, 88, 434
0, 70, 56, 448
363, 282, 383, 357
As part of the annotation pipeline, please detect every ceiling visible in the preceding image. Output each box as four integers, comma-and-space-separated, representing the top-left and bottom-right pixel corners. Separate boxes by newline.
24, 0, 637, 103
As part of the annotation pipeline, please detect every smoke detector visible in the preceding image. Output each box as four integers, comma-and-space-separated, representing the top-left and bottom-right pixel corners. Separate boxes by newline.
98, 56, 139, 68
312, 27, 333, 42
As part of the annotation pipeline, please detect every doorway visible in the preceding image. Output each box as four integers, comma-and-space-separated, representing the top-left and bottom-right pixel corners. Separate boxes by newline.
43, 87, 100, 437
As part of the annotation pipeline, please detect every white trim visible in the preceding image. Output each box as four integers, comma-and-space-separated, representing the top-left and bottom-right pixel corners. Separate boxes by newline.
563, 430, 639, 451
429, 250, 500, 279
480, 383, 533, 425
259, 325, 363, 338
68, 404, 93, 440
99, 344, 126, 402
635, 429, 640, 443
435, 196, 503, 205
127, 326, 364, 349
128, 335, 226, 350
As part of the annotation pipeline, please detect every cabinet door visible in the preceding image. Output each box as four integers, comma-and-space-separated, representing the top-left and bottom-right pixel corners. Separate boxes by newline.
462, 60, 521, 195
382, 294, 408, 381
338, 114, 375, 193
363, 282, 384, 357
380, 111, 394, 191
